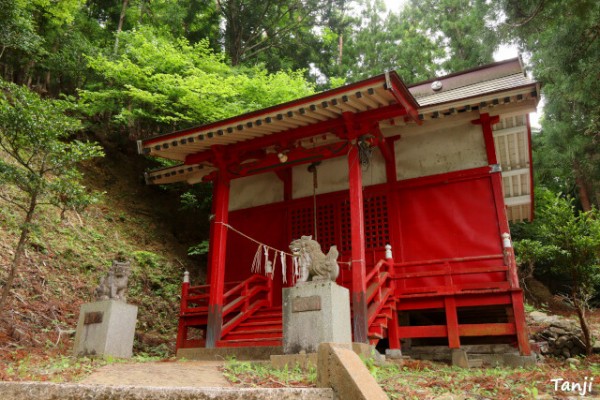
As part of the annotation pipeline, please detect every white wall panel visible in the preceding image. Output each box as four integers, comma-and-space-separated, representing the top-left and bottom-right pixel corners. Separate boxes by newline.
229, 173, 283, 211
395, 122, 487, 180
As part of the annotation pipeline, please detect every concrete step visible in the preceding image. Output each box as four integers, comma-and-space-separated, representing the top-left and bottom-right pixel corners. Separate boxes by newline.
0, 382, 334, 400
177, 345, 284, 360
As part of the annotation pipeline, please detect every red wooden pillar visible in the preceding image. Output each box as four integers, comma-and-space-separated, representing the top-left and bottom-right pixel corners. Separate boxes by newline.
176, 271, 190, 350
206, 172, 230, 348
473, 113, 531, 355
348, 144, 369, 343
385, 249, 401, 350
445, 297, 460, 348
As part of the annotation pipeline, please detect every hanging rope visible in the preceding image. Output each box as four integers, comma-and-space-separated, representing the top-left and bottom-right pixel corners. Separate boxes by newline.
269, 250, 277, 278
280, 251, 287, 283
307, 162, 320, 241
251, 244, 263, 273
358, 135, 374, 170
215, 222, 294, 257
213, 221, 353, 268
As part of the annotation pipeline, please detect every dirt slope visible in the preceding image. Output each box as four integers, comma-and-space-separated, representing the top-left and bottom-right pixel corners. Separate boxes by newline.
0, 140, 207, 366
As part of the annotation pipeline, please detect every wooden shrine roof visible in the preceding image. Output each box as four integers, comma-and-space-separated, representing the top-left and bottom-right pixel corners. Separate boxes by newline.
138, 58, 539, 206
138, 71, 418, 163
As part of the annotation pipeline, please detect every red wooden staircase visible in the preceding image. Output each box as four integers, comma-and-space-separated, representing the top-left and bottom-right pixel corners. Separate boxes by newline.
365, 258, 398, 345
218, 306, 282, 347
176, 263, 399, 350
176, 274, 276, 349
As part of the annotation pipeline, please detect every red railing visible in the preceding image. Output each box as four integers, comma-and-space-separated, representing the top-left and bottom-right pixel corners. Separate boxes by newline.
179, 274, 273, 345
222, 275, 271, 318
181, 280, 244, 315
220, 274, 272, 338
392, 254, 510, 297
366, 257, 396, 329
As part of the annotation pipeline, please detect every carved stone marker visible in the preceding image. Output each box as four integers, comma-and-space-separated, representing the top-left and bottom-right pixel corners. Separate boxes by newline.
283, 281, 351, 354
73, 300, 137, 358
73, 258, 137, 358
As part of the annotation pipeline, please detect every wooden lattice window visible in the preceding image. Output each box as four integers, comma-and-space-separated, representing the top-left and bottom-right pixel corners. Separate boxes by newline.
316, 204, 336, 251
290, 194, 390, 254
291, 207, 314, 239
340, 202, 351, 252
364, 195, 390, 250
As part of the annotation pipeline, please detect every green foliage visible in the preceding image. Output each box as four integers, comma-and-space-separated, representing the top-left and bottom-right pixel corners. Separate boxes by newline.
513, 188, 600, 296
187, 241, 209, 257
3, 354, 109, 382
371, 359, 566, 399
130, 250, 180, 322
0, 0, 42, 59
218, 0, 322, 67
79, 27, 314, 137
339, 1, 440, 83
223, 358, 317, 386
496, 0, 600, 208
513, 187, 599, 353
0, 79, 103, 215
132, 250, 163, 270
410, 0, 498, 73
0, 78, 103, 311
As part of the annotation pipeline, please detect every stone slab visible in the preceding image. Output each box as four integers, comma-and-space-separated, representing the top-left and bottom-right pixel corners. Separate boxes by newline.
317, 343, 388, 400
283, 282, 351, 354
503, 353, 537, 368
451, 349, 469, 368
0, 382, 334, 400
80, 361, 231, 387
73, 300, 137, 358
177, 346, 284, 361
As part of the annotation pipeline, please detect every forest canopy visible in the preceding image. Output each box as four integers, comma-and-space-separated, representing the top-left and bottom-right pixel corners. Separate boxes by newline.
0, 0, 598, 293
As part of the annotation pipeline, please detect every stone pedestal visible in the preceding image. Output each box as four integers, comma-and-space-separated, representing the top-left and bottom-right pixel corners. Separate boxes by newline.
283, 281, 351, 354
73, 300, 137, 358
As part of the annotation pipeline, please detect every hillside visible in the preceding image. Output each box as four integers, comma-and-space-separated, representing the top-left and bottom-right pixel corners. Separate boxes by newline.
0, 139, 208, 362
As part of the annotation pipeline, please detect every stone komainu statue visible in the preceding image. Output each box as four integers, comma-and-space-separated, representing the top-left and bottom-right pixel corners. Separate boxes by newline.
95, 260, 131, 302
289, 236, 340, 283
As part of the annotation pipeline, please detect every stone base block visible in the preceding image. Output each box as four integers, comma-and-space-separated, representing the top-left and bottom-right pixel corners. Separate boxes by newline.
73, 300, 137, 358
283, 281, 351, 354
385, 349, 403, 359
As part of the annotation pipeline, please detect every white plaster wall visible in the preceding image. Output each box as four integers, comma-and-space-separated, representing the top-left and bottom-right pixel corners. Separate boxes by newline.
229, 172, 284, 211
395, 121, 487, 180
292, 151, 387, 199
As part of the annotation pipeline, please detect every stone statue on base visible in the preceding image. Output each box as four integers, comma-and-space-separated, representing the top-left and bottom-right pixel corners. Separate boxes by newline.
95, 258, 131, 302
289, 235, 340, 283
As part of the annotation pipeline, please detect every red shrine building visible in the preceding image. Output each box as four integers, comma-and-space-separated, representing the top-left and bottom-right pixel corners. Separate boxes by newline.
138, 58, 539, 355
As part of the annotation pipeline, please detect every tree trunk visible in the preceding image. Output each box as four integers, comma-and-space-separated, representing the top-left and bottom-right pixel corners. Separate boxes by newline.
573, 160, 592, 211
573, 295, 593, 355
114, 0, 130, 55
337, 33, 343, 65
222, 0, 243, 66
0, 193, 38, 315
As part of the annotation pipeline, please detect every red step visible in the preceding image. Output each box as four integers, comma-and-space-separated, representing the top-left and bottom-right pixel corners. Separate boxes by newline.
222, 330, 282, 341
217, 338, 283, 347
239, 320, 281, 328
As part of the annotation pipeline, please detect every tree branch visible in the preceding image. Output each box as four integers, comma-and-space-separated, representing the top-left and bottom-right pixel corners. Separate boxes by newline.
0, 192, 27, 213
507, 0, 546, 27
242, 13, 308, 58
